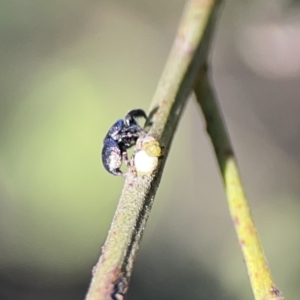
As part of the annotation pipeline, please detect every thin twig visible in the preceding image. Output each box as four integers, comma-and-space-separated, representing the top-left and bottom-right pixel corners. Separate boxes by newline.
194, 66, 285, 300
85, 0, 222, 299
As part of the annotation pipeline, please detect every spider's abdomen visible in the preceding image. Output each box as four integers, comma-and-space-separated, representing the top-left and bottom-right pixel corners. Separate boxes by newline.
102, 138, 123, 176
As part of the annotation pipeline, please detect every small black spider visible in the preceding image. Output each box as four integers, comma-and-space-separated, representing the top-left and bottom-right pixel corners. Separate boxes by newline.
102, 109, 147, 176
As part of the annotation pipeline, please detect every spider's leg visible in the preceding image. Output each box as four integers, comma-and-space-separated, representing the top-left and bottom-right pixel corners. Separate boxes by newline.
110, 168, 126, 177
120, 145, 136, 176
122, 150, 131, 168
120, 125, 146, 139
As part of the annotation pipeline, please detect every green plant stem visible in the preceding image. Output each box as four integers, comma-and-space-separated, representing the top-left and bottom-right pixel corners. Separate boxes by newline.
84, 0, 222, 299
194, 65, 285, 300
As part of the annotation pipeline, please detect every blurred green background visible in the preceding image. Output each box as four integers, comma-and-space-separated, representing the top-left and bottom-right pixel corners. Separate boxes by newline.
1, 0, 300, 299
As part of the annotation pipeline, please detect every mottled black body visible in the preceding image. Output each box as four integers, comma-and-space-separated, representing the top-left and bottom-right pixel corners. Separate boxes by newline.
102, 109, 147, 176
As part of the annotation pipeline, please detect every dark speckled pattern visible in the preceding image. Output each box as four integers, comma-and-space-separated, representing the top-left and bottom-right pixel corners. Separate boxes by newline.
101, 109, 147, 176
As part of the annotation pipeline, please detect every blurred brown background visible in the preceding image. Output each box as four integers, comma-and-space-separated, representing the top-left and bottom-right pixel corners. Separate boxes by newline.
1, 0, 300, 299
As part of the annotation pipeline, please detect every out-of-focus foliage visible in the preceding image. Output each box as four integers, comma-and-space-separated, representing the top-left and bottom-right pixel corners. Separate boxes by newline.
0, 1, 300, 299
